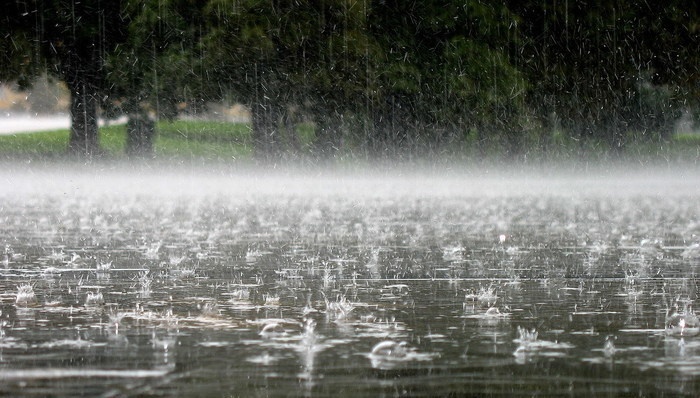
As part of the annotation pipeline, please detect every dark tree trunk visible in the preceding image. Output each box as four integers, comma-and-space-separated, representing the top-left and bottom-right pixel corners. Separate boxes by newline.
311, 108, 343, 159
251, 102, 282, 161
282, 107, 301, 154
369, 115, 389, 157
67, 78, 100, 157
368, 95, 417, 159
370, 108, 404, 158
126, 113, 156, 158
61, 36, 103, 158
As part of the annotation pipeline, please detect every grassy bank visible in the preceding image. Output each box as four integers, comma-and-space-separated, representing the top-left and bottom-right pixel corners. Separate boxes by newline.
155, 120, 252, 160
1, 119, 699, 166
0, 120, 253, 161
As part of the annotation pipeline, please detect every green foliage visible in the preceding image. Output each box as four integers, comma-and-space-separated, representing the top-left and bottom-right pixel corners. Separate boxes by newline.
510, 0, 699, 146
294, 123, 317, 150
441, 37, 526, 121
106, 0, 208, 119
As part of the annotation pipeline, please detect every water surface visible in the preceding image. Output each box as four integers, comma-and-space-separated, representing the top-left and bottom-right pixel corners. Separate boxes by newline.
1, 167, 700, 396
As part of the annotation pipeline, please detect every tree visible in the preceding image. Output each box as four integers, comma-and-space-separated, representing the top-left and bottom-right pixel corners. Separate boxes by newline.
201, 0, 528, 159
202, 0, 293, 160
106, 0, 209, 158
366, 1, 527, 156
1, 0, 128, 157
5, 0, 695, 162
201, 0, 382, 160
509, 0, 700, 151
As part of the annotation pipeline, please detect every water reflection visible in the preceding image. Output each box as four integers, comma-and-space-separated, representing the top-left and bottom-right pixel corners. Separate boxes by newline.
1, 171, 700, 395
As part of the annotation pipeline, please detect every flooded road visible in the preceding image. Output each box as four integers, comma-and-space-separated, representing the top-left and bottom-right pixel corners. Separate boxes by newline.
1, 167, 700, 396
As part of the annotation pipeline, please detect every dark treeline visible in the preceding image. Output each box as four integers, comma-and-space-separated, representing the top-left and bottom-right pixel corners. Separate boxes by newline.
1, 1, 698, 160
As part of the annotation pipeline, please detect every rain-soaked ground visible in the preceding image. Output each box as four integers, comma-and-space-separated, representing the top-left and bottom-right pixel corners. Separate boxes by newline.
1, 165, 700, 396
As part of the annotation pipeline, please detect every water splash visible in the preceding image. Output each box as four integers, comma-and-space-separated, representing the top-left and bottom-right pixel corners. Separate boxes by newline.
15, 284, 37, 306
666, 309, 700, 337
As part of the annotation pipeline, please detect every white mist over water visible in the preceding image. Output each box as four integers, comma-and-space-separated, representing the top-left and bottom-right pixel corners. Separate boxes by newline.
1, 163, 698, 200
